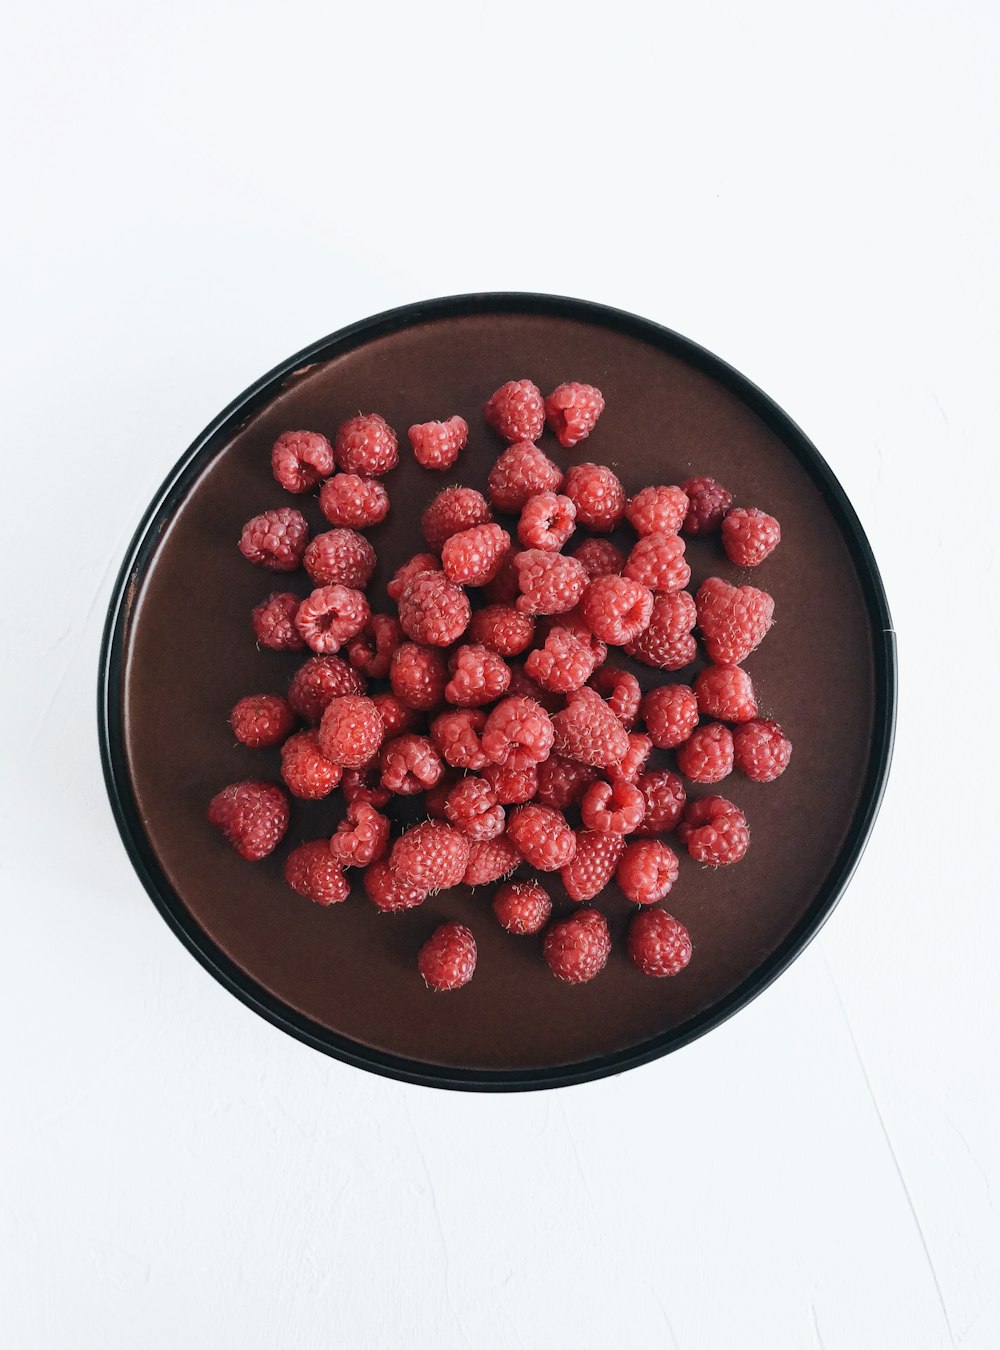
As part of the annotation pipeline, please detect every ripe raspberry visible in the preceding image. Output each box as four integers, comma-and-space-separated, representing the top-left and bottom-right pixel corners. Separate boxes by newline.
535, 754, 599, 809
517, 493, 576, 551
287, 654, 366, 723
418, 923, 477, 991
493, 881, 552, 935
543, 909, 611, 983
443, 776, 505, 840
482, 548, 522, 604
613, 732, 653, 784
641, 684, 699, 749
295, 584, 369, 654
408, 415, 468, 471
538, 609, 607, 665
441, 523, 511, 586
588, 667, 641, 729
371, 691, 418, 739
507, 805, 577, 871
572, 537, 626, 580
617, 840, 679, 904
514, 550, 588, 615
445, 644, 511, 707
334, 412, 398, 476
482, 759, 540, 805
422, 486, 493, 552
303, 529, 376, 590
423, 768, 461, 819
347, 613, 403, 679
280, 730, 343, 799
581, 780, 645, 835
627, 909, 692, 976
397, 571, 470, 646
364, 859, 427, 912
239, 508, 309, 571
283, 840, 350, 905
270, 430, 334, 494
634, 770, 686, 835
551, 687, 630, 769
482, 696, 555, 770
390, 643, 447, 711
468, 604, 535, 657
733, 719, 792, 782
559, 830, 626, 902
390, 822, 471, 891
579, 576, 654, 645
387, 554, 441, 602
329, 800, 390, 867
681, 476, 733, 535
317, 694, 386, 768
625, 592, 698, 670
341, 764, 391, 809
229, 694, 295, 749
544, 382, 605, 448
624, 532, 691, 595
678, 795, 750, 865
483, 379, 545, 443
319, 473, 390, 528
676, 723, 734, 784
251, 591, 306, 652
625, 485, 689, 536
525, 626, 599, 693
722, 507, 781, 566
463, 835, 521, 886
431, 708, 490, 770
563, 463, 626, 532
379, 733, 443, 794
505, 665, 564, 714
696, 577, 775, 665
694, 665, 758, 723
487, 442, 564, 513
207, 780, 289, 860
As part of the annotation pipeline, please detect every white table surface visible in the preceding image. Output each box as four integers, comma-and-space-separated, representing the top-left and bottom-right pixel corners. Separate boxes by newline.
4, 3, 998, 1346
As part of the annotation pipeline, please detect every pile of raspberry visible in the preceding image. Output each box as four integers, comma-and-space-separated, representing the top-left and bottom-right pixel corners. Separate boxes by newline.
210, 380, 790, 993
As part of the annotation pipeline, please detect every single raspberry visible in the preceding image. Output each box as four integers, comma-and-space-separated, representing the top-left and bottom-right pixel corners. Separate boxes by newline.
678, 795, 749, 865
418, 923, 477, 992
379, 733, 443, 794
624, 592, 698, 670
564, 463, 626, 532
581, 780, 645, 835
641, 684, 699, 749
207, 780, 289, 860
317, 694, 386, 768
347, 613, 403, 679
303, 529, 376, 590
482, 696, 555, 770
525, 627, 599, 693
680, 476, 733, 535
423, 768, 461, 819
397, 571, 471, 646
543, 909, 611, 983
634, 770, 687, 836
364, 859, 427, 912
422, 486, 493, 552
676, 723, 734, 783
493, 881, 552, 935
513, 550, 588, 615
483, 379, 545, 443
617, 840, 679, 904
279, 730, 343, 799
482, 548, 522, 604
287, 654, 366, 724
295, 584, 370, 654
694, 665, 758, 723
468, 604, 535, 657
443, 776, 505, 840
229, 694, 295, 749
733, 719, 792, 782
371, 691, 418, 738
390, 822, 471, 891
441, 523, 511, 586
387, 554, 441, 602
319, 473, 390, 528
627, 909, 692, 976
544, 382, 605, 448
535, 754, 598, 808
696, 577, 775, 665
431, 708, 490, 770
334, 412, 398, 476
579, 576, 654, 645
238, 508, 309, 571
538, 609, 607, 665
487, 442, 564, 513
463, 835, 521, 886
625, 485, 689, 536
505, 665, 564, 714
588, 667, 641, 729
284, 840, 350, 905
507, 804, 577, 871
408, 415, 468, 471
329, 800, 390, 867
445, 644, 511, 707
572, 537, 626, 580
551, 687, 630, 769
559, 830, 626, 902
517, 493, 577, 551
390, 643, 447, 711
613, 732, 653, 784
624, 533, 691, 595
482, 759, 540, 805
341, 764, 392, 809
251, 592, 307, 652
722, 507, 781, 566
270, 430, 334, 494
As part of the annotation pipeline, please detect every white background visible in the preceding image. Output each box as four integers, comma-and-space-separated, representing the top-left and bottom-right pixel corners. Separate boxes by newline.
3, 2, 998, 1347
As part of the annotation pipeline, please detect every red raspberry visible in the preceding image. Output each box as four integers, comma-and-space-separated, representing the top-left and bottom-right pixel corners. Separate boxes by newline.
487, 442, 564, 513
676, 723, 734, 783
483, 379, 545, 443
423, 768, 461, 819
534, 755, 598, 809
408, 415, 468, 471
482, 695, 555, 770
347, 614, 403, 679
319, 473, 390, 528
317, 694, 386, 768
371, 691, 418, 739
334, 412, 398, 476
579, 575, 654, 645
229, 694, 295, 749
560, 830, 626, 902
634, 770, 686, 835
617, 840, 679, 904
572, 537, 626, 580
207, 780, 289, 860
678, 795, 749, 865
379, 733, 443, 794
625, 485, 689, 536
418, 923, 477, 991
431, 708, 490, 770
517, 493, 577, 551
581, 780, 645, 835
463, 836, 521, 886
422, 486, 493, 552
482, 759, 540, 805
696, 577, 775, 665
624, 591, 698, 670
238, 508, 309, 571
505, 665, 564, 714
525, 627, 599, 693
341, 764, 391, 809
624, 533, 691, 595
251, 591, 306, 652
397, 571, 471, 646
390, 643, 447, 711
641, 684, 699, 749
507, 805, 576, 871
295, 584, 369, 654
588, 667, 641, 729
329, 801, 390, 867
543, 909, 611, 983
627, 909, 692, 976
279, 730, 343, 798
441, 523, 511, 586
303, 529, 376, 590
390, 822, 471, 891
443, 776, 505, 840
733, 719, 792, 782
468, 604, 535, 657
564, 463, 626, 532
287, 654, 366, 724
551, 687, 630, 769
538, 609, 607, 665
284, 840, 350, 905
387, 554, 441, 602
613, 732, 653, 784
680, 476, 733, 535
722, 507, 781, 567
493, 881, 552, 935
513, 550, 588, 615
364, 859, 427, 912
445, 644, 511, 707
694, 665, 758, 723
482, 548, 522, 604
270, 430, 334, 494
544, 382, 605, 448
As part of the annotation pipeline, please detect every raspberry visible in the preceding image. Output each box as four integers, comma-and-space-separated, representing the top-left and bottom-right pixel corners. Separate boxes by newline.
371, 691, 418, 739
681, 476, 733, 535
418, 923, 477, 991
564, 463, 626, 532
431, 708, 490, 770
625, 485, 689, 536
482, 548, 522, 604
517, 493, 577, 551
443, 776, 505, 840
505, 665, 564, 714
482, 759, 540, 805
329, 800, 390, 867
617, 840, 679, 904
588, 667, 641, 729
559, 830, 626, 902
634, 770, 687, 836
613, 732, 653, 784
487, 442, 564, 513
694, 665, 758, 723
722, 507, 781, 566
543, 909, 611, 983
239, 508, 309, 572
445, 644, 511, 707
535, 754, 598, 808
280, 730, 343, 798
408, 415, 468, 471
513, 550, 588, 615
482, 695, 555, 769
624, 533, 691, 595
387, 554, 441, 602
251, 591, 307, 652
303, 529, 376, 590
733, 719, 792, 782
493, 881, 552, 935
341, 764, 391, 809
317, 694, 386, 768
507, 804, 576, 871
483, 379, 545, 443
229, 694, 295, 748
525, 627, 599, 693
423, 768, 461, 819
390, 643, 447, 711
627, 909, 692, 976
271, 430, 334, 494
538, 609, 607, 665
551, 687, 630, 769
347, 613, 403, 679
544, 382, 605, 448
283, 840, 350, 905
378, 733, 443, 795
572, 537, 626, 580
625, 592, 698, 670
287, 654, 366, 723
422, 486, 493, 552
364, 860, 427, 912
579, 576, 654, 645
295, 584, 370, 654
397, 571, 470, 646
468, 604, 535, 657
581, 780, 645, 835
678, 795, 750, 865
319, 473, 390, 528
334, 412, 398, 476
441, 523, 511, 586
463, 836, 521, 886
390, 822, 471, 891
676, 723, 734, 784
207, 780, 289, 860
696, 577, 775, 665
641, 684, 699, 749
